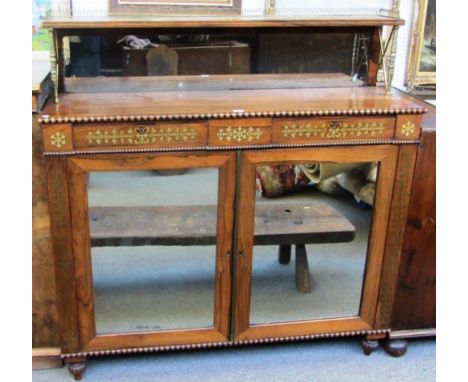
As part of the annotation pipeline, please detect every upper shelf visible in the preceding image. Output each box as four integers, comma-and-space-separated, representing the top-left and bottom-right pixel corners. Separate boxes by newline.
43, 9, 404, 29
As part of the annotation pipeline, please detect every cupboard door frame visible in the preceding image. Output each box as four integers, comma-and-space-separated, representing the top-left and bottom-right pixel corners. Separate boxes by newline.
233, 145, 398, 341
66, 151, 236, 352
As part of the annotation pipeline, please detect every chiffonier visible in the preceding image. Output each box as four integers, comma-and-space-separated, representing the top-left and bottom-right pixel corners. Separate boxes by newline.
39, 9, 428, 379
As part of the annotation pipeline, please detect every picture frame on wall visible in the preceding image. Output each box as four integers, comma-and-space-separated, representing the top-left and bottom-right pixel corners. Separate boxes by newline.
406, 0, 436, 90
109, 0, 242, 16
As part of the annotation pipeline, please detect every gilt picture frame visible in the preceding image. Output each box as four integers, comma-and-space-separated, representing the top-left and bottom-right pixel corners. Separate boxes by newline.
406, 0, 436, 89
109, 0, 242, 16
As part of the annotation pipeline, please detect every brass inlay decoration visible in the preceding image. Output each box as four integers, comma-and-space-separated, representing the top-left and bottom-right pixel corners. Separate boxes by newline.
282, 121, 386, 139
401, 122, 416, 137
216, 126, 263, 142
87, 126, 197, 146
51, 132, 66, 148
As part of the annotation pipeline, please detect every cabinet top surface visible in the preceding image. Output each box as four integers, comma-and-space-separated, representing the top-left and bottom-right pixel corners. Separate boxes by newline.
44, 15, 404, 29
40, 87, 426, 123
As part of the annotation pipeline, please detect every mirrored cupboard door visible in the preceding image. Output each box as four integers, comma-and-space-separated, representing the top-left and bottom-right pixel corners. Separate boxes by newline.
233, 146, 398, 340
66, 152, 236, 352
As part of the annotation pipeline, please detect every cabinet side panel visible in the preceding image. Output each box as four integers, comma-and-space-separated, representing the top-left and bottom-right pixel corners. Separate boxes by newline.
374, 144, 418, 329
46, 156, 81, 353
33, 115, 60, 348
391, 130, 436, 330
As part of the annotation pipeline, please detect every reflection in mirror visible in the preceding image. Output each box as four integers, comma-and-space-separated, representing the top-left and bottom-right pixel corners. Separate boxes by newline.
251, 161, 378, 324
63, 31, 371, 92
87, 168, 219, 334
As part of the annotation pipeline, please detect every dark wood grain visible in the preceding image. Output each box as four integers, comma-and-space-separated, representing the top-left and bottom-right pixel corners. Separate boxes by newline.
46, 157, 81, 353
374, 144, 418, 329
67, 160, 96, 348
391, 126, 436, 331
32, 115, 60, 348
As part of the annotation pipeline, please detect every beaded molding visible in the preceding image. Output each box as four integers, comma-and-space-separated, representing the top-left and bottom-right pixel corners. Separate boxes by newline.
38, 108, 428, 124
43, 139, 421, 156
61, 328, 391, 359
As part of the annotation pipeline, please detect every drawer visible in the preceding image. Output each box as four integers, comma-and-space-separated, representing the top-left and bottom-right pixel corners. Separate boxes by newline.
209, 118, 272, 146
73, 122, 208, 151
272, 117, 395, 144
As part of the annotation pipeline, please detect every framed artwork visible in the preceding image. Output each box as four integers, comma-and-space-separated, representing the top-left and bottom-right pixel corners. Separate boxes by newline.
109, 0, 242, 15
32, 0, 52, 51
406, 0, 436, 88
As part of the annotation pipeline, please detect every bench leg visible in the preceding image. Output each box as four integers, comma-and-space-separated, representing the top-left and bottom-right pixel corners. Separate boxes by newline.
278, 244, 292, 265
295, 244, 312, 294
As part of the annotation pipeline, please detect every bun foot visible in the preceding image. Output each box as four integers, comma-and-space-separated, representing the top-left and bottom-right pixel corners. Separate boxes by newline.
66, 358, 87, 380
361, 339, 379, 355
384, 339, 408, 357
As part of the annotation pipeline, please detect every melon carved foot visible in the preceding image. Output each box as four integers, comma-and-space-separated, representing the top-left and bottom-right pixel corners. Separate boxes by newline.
384, 339, 408, 357
66, 357, 87, 380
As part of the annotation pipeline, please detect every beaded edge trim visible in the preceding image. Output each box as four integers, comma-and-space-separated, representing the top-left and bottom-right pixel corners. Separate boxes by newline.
38, 108, 428, 124
44, 139, 421, 156
61, 328, 391, 359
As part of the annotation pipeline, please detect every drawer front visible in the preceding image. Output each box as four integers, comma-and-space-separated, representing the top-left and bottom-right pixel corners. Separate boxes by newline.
73, 122, 208, 150
209, 118, 272, 147
272, 117, 395, 144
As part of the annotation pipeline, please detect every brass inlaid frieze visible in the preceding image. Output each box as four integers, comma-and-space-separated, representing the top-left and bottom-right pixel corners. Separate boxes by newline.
282, 121, 386, 139
401, 122, 416, 137
51, 132, 66, 148
87, 126, 198, 146
216, 126, 263, 142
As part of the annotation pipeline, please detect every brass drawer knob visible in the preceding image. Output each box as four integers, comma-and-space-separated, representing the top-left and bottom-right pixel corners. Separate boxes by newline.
328, 121, 343, 129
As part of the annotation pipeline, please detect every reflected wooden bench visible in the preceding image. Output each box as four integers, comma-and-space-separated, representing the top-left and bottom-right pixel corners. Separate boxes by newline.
89, 203, 355, 294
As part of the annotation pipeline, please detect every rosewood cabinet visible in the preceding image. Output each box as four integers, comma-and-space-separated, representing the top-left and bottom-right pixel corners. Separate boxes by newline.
38, 9, 430, 379
40, 86, 427, 379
